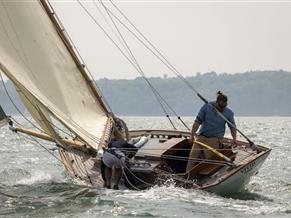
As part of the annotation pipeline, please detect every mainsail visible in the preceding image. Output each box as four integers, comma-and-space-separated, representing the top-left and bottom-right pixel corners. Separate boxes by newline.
0, 1, 113, 150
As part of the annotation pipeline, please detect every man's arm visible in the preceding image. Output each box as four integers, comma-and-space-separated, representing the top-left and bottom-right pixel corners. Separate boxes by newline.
189, 120, 200, 142
226, 109, 236, 145
189, 104, 206, 142
230, 127, 237, 145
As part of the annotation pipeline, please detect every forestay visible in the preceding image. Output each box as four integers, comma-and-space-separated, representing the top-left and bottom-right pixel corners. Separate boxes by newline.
0, 1, 113, 150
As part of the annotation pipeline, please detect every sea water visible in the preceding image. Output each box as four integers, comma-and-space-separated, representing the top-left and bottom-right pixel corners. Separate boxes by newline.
0, 116, 291, 218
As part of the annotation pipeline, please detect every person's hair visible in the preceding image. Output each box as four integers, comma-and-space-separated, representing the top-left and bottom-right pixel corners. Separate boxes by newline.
216, 91, 228, 102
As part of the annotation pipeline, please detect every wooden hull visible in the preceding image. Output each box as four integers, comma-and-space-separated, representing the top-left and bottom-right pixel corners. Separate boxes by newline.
59, 129, 271, 195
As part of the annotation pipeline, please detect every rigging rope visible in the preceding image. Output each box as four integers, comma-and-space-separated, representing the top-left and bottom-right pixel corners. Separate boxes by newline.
0, 74, 70, 164
98, 0, 190, 130
121, 165, 141, 191
10, 117, 63, 163
0, 65, 102, 147
106, 0, 205, 98
93, 0, 137, 71
10, 117, 95, 186
1, 67, 103, 147
78, 0, 178, 130
114, 148, 231, 166
9, 118, 96, 186
98, 0, 181, 130
93, 1, 254, 144
97, 1, 191, 130
0, 73, 41, 131
80, 1, 193, 131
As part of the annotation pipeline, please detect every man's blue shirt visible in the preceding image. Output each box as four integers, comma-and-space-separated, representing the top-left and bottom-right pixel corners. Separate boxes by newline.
196, 101, 235, 139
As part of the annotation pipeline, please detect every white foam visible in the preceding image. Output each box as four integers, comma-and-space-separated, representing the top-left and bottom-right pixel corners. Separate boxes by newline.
116, 184, 198, 202
115, 185, 290, 215
16, 170, 60, 185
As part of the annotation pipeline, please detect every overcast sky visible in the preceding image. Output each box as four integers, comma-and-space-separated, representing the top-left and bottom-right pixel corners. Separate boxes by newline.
50, 0, 291, 79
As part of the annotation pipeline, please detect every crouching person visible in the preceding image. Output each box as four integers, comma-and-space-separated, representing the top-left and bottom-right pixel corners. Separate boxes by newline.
102, 140, 137, 190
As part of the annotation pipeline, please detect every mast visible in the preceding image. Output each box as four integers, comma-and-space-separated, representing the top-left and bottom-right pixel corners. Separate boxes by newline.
39, 0, 111, 115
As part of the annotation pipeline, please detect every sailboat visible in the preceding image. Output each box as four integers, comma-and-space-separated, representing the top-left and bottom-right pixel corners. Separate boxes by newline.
0, 1, 271, 195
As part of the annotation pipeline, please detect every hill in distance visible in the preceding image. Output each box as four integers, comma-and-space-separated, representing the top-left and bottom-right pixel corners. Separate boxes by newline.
1, 70, 290, 116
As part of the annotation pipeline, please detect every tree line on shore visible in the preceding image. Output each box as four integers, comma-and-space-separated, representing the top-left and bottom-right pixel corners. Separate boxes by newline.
1, 70, 290, 116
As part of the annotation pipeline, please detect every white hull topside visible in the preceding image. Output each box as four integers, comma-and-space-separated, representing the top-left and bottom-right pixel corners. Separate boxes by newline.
203, 149, 271, 195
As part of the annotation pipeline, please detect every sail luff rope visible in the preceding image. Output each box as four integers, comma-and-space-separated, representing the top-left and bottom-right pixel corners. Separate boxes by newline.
77, 0, 178, 130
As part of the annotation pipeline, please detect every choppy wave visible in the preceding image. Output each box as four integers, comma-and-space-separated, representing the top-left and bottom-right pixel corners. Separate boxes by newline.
1, 116, 291, 217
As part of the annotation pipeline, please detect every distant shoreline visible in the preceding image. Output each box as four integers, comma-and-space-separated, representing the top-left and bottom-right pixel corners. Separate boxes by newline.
1, 70, 291, 116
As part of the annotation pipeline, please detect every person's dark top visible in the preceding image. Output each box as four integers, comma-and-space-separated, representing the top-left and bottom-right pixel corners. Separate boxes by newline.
108, 140, 137, 158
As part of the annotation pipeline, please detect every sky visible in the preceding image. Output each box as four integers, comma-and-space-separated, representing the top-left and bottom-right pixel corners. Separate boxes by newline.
50, 0, 291, 79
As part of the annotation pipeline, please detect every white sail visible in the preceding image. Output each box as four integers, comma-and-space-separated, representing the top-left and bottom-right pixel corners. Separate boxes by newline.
0, 1, 113, 150
15, 80, 56, 135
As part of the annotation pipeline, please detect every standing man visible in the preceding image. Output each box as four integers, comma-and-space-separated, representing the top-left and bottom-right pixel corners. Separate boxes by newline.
186, 91, 237, 173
